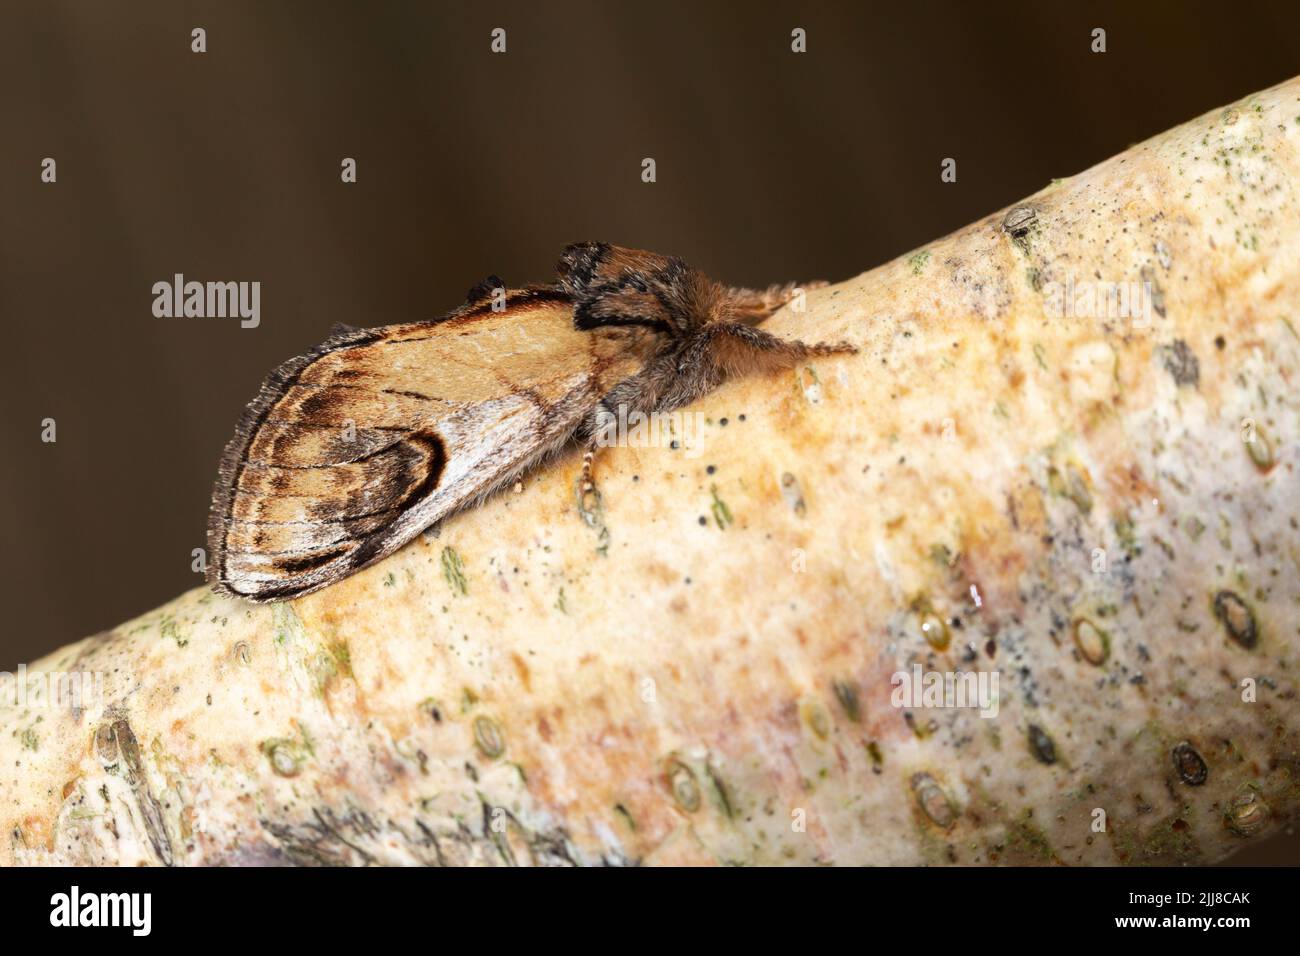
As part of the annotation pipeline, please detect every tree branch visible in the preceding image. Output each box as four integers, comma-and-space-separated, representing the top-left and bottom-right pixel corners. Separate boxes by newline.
4, 77, 1299, 865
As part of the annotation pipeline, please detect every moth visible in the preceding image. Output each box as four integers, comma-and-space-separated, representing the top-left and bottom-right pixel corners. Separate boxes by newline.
208, 242, 854, 601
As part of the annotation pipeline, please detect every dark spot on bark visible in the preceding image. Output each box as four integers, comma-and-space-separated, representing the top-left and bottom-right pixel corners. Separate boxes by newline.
1213, 590, 1257, 649
1159, 339, 1200, 387
1002, 206, 1038, 254
832, 679, 861, 722
1173, 742, 1208, 785
1028, 724, 1057, 765
109, 717, 175, 865
1140, 266, 1167, 317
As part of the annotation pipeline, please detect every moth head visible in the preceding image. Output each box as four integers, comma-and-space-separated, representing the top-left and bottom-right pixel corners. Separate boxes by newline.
557, 241, 721, 337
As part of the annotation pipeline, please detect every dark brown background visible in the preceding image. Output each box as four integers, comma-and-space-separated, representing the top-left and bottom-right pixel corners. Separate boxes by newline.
2, 1, 1297, 862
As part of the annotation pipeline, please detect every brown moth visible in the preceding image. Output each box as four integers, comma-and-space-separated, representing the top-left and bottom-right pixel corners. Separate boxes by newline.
208, 242, 854, 601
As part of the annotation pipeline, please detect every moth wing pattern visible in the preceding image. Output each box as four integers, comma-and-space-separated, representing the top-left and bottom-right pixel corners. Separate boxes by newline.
208, 287, 640, 601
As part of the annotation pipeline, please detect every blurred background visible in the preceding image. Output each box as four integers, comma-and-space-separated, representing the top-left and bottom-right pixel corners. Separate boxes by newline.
2, 0, 1297, 861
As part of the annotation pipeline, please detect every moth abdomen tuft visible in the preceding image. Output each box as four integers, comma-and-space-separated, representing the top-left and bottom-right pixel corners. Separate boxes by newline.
556, 241, 611, 290
464, 274, 507, 305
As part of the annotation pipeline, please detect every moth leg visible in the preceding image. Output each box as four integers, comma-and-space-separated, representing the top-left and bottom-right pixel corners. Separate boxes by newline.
581, 445, 597, 496
575, 432, 610, 539
574, 409, 608, 507
575, 400, 634, 523
725, 280, 829, 325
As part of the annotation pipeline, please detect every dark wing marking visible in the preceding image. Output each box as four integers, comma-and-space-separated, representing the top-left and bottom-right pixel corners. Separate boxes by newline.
558, 241, 711, 335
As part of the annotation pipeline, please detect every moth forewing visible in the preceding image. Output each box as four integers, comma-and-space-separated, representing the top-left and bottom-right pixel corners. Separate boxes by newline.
208, 291, 646, 602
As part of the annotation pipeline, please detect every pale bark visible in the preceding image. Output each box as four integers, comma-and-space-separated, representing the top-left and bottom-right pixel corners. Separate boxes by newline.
4, 78, 1300, 866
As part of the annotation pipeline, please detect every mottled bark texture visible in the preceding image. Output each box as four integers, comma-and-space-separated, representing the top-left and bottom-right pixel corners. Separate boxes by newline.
4, 78, 1299, 866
